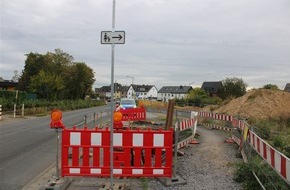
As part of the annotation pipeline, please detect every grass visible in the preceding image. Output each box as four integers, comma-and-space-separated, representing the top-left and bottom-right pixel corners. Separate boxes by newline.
140, 178, 149, 190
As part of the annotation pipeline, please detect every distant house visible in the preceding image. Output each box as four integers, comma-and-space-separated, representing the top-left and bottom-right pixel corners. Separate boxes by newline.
120, 85, 129, 98
157, 86, 192, 102
201, 81, 223, 97
284, 83, 290, 92
127, 84, 158, 100
95, 83, 128, 100
0, 80, 18, 91
95, 85, 110, 99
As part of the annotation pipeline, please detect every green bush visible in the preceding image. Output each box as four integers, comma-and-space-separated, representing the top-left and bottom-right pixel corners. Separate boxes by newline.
234, 156, 290, 190
234, 161, 260, 189
273, 135, 286, 149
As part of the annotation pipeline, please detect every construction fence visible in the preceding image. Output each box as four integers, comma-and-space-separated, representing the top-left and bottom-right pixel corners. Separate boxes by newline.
198, 111, 290, 188
62, 126, 173, 178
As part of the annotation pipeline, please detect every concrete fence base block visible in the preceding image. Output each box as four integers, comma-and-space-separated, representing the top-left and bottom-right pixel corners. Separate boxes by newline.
40, 178, 71, 190
98, 182, 126, 190
225, 138, 235, 143
158, 175, 187, 187
189, 139, 199, 144
177, 150, 185, 156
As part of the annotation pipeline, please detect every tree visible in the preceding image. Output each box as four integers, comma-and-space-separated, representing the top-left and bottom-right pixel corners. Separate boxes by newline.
18, 49, 95, 100
29, 70, 64, 100
11, 70, 20, 82
263, 84, 279, 90
62, 63, 95, 99
187, 88, 210, 107
220, 77, 247, 100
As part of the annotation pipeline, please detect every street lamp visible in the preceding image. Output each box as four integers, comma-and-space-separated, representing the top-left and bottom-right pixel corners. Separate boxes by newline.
188, 82, 194, 87
126, 75, 134, 85
187, 82, 195, 106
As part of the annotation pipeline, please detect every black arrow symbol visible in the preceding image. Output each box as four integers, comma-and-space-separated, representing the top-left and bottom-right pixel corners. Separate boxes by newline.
112, 34, 122, 41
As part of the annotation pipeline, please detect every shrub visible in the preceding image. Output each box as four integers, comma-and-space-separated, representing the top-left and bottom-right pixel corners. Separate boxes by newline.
273, 135, 286, 149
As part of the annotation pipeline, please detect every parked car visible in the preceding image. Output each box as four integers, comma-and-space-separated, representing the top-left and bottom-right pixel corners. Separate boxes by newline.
120, 98, 137, 109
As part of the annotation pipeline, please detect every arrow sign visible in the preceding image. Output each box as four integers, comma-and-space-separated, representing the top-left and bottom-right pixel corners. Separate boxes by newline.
101, 31, 125, 44
112, 34, 123, 41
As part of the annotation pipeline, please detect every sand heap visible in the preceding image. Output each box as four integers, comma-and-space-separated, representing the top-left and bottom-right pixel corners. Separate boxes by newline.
211, 89, 290, 120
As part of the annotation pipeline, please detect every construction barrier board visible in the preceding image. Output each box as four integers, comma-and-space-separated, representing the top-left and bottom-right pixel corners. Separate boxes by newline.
61, 127, 173, 178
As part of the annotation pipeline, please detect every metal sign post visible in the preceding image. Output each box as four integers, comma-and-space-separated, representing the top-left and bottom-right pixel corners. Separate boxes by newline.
109, 1, 116, 188
55, 128, 60, 180
100, 0, 125, 188
50, 109, 64, 181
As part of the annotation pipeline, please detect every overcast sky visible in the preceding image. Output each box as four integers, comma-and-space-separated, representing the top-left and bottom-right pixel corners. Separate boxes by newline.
1, 0, 290, 90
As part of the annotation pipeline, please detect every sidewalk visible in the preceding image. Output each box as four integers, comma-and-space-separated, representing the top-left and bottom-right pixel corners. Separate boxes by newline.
0, 114, 38, 125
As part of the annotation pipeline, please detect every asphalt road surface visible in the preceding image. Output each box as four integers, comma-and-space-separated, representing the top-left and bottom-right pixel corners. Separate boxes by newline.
0, 106, 109, 190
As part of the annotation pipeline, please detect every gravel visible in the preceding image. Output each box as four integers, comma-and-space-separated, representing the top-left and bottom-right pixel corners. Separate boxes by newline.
127, 126, 244, 190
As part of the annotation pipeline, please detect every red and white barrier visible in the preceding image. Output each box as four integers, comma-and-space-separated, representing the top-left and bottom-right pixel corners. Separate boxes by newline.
62, 127, 173, 178
198, 112, 233, 122
232, 118, 247, 130
120, 107, 146, 121
175, 111, 198, 149
197, 111, 290, 184
248, 130, 290, 184
179, 118, 195, 131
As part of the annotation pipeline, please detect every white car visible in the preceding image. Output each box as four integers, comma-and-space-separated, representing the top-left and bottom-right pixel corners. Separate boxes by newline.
120, 98, 137, 109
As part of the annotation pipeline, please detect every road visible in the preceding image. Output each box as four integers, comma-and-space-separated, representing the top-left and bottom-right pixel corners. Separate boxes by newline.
0, 106, 109, 190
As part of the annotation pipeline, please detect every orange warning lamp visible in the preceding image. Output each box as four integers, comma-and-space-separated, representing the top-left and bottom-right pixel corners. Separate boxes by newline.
113, 111, 123, 129
138, 101, 144, 108
113, 111, 123, 122
50, 109, 65, 129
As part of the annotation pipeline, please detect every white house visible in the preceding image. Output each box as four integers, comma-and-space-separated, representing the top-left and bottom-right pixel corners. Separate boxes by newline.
127, 84, 158, 100
157, 85, 192, 102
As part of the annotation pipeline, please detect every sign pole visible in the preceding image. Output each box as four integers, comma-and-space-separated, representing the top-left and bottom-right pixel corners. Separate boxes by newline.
56, 128, 60, 180
110, 0, 116, 188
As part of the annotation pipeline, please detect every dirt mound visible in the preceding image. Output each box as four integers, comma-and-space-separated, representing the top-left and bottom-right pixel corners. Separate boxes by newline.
208, 89, 290, 120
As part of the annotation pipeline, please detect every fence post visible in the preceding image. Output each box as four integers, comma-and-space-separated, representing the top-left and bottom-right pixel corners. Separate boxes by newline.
0, 105, 2, 120
22, 104, 24, 117
55, 129, 60, 180
173, 120, 179, 178
93, 112, 96, 127
14, 104, 16, 118
100, 111, 103, 128
84, 115, 87, 127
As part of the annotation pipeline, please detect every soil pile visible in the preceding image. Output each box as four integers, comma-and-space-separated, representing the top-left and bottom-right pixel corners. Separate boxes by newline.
211, 89, 290, 120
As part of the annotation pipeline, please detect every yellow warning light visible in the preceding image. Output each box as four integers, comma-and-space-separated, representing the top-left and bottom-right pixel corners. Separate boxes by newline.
113, 111, 123, 122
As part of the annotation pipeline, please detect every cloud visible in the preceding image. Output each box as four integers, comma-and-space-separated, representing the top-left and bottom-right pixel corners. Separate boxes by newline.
1, 0, 290, 90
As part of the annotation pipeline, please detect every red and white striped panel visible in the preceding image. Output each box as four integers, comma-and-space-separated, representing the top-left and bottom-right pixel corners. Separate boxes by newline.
232, 134, 241, 146
178, 118, 195, 131
120, 107, 146, 121
215, 113, 233, 121
248, 130, 290, 184
198, 111, 212, 118
231, 119, 248, 130
177, 135, 195, 149
199, 112, 233, 121
211, 125, 232, 131
62, 127, 173, 178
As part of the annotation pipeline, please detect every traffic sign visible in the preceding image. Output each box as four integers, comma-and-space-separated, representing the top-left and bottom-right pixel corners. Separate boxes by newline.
101, 31, 125, 44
